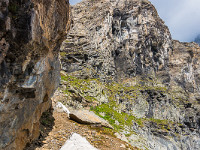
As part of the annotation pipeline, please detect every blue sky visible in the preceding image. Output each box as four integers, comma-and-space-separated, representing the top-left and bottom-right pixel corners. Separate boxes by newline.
69, 0, 81, 5
69, 0, 200, 42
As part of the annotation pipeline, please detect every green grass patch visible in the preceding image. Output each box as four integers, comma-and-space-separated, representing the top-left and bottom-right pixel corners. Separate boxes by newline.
91, 100, 178, 135
61, 72, 181, 136
61, 74, 101, 102
60, 52, 67, 57
91, 101, 144, 133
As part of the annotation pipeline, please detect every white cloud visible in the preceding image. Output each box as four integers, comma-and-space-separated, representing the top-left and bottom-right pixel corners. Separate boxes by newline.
150, 0, 200, 42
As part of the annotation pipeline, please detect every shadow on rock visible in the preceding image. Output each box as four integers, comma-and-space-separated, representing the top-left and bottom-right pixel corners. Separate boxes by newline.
25, 107, 55, 150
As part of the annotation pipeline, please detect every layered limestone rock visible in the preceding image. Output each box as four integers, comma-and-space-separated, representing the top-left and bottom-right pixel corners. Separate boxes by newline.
61, 0, 171, 82
60, 0, 200, 149
0, 0, 70, 149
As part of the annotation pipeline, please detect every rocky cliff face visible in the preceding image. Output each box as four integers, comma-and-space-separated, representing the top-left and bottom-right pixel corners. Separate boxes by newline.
0, 0, 70, 149
60, 0, 200, 149
194, 34, 200, 45
61, 0, 172, 82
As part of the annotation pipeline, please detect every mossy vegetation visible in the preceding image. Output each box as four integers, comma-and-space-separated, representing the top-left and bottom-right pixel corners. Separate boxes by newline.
60, 52, 67, 57
91, 101, 144, 133
64, 40, 70, 43
61, 73, 102, 102
106, 77, 168, 95
61, 73, 181, 136
90, 100, 176, 135
61, 73, 100, 91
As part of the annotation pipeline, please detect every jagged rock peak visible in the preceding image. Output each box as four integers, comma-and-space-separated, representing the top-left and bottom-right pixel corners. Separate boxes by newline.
61, 0, 172, 82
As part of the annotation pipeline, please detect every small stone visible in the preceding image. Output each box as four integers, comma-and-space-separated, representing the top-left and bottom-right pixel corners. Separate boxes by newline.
120, 144, 126, 148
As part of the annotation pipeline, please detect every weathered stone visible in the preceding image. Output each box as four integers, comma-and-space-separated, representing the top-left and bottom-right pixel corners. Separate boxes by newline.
70, 110, 113, 129
0, 0, 70, 149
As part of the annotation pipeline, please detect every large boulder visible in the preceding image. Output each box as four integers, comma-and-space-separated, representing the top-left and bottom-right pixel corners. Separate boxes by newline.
70, 109, 113, 129
0, 0, 70, 149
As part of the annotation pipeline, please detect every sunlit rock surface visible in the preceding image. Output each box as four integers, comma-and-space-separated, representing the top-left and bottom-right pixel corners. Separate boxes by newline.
0, 0, 70, 149
70, 109, 113, 129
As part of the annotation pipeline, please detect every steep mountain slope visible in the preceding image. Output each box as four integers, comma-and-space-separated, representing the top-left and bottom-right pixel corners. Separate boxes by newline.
0, 0, 70, 149
60, 0, 200, 149
194, 34, 200, 45
61, 0, 171, 81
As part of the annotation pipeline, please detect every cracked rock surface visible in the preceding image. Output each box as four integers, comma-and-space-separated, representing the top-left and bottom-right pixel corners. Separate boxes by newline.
0, 0, 70, 149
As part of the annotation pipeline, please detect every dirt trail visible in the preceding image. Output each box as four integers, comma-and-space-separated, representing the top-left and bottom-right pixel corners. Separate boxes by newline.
26, 107, 137, 150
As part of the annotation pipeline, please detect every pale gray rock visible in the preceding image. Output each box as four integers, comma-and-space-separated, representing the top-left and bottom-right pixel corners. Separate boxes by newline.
70, 110, 113, 129
60, 133, 98, 150
114, 133, 129, 143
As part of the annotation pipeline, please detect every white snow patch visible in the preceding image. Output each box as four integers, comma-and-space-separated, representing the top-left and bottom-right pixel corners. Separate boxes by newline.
56, 102, 70, 117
